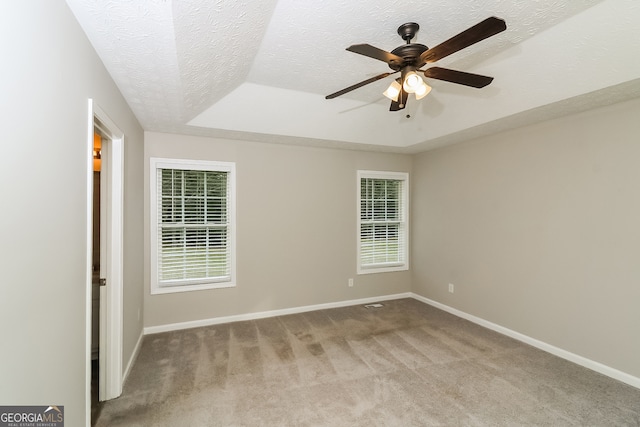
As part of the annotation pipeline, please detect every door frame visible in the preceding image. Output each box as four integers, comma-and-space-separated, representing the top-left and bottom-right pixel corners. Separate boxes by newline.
85, 99, 124, 411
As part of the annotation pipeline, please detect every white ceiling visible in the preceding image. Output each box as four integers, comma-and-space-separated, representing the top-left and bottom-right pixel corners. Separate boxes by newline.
66, 0, 640, 153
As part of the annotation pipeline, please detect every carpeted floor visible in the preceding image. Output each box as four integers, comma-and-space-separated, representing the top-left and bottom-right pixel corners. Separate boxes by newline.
95, 298, 640, 426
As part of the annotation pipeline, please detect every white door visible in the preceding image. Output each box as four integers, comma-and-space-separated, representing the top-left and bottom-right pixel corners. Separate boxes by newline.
88, 100, 124, 406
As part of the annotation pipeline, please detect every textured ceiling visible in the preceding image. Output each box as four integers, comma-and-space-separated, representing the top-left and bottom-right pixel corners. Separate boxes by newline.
66, 0, 640, 153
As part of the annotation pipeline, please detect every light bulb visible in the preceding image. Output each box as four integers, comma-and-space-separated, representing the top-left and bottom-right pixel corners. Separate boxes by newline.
383, 80, 402, 101
403, 71, 423, 94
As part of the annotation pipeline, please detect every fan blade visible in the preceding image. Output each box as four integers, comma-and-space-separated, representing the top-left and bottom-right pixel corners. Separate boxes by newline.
325, 72, 396, 99
347, 44, 405, 67
389, 78, 408, 111
424, 67, 494, 88
420, 16, 506, 63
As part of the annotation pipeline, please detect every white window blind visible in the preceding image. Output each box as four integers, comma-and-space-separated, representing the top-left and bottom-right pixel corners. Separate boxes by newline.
150, 158, 236, 294
357, 171, 408, 274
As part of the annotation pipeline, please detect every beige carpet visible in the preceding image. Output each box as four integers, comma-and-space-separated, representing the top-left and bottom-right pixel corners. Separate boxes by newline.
95, 298, 640, 426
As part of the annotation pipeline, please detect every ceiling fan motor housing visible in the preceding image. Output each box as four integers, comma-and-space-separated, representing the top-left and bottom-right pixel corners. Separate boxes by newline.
387, 22, 429, 70
389, 43, 429, 70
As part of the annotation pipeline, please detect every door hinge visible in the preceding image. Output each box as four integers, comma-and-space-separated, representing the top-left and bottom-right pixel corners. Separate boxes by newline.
99, 278, 107, 287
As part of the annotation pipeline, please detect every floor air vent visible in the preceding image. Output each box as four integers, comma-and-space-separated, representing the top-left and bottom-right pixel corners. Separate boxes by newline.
364, 303, 384, 309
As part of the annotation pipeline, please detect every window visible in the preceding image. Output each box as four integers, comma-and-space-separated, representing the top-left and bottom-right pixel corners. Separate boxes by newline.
150, 158, 236, 294
357, 170, 408, 274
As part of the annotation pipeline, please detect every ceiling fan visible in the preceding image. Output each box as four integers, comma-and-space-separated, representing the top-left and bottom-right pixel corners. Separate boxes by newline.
326, 17, 507, 111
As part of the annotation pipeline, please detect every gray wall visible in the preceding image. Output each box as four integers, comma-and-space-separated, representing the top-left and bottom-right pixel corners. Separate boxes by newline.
412, 97, 640, 378
144, 132, 412, 327
0, 2, 144, 425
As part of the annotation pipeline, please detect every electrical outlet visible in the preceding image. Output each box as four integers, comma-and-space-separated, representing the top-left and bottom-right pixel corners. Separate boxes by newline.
448, 283, 454, 293
348, 278, 354, 287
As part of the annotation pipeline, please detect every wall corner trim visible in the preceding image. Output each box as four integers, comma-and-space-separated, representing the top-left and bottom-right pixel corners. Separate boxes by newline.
123, 331, 144, 384
410, 293, 640, 390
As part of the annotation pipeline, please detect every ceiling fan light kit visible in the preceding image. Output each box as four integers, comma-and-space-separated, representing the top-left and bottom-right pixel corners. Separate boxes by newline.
326, 16, 507, 112
383, 80, 402, 102
414, 82, 432, 100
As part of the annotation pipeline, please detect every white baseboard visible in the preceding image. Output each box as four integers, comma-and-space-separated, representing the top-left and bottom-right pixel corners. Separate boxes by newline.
123, 330, 144, 384
144, 292, 413, 335
410, 293, 640, 390
141, 291, 639, 390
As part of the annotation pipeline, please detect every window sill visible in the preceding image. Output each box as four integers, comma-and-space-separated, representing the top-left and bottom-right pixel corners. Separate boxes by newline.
357, 264, 408, 275
151, 281, 236, 295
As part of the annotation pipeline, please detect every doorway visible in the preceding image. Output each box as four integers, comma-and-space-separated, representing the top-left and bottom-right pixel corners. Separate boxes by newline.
91, 130, 105, 423
86, 100, 124, 424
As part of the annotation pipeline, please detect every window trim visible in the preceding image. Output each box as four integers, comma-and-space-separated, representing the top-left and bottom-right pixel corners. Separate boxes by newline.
357, 170, 409, 275
150, 157, 236, 295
